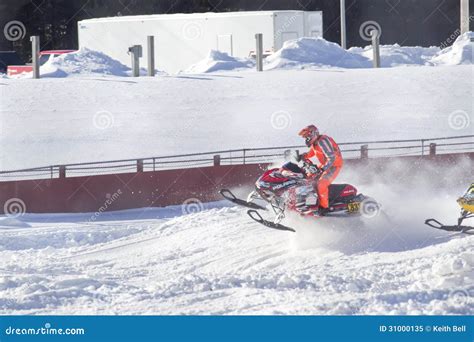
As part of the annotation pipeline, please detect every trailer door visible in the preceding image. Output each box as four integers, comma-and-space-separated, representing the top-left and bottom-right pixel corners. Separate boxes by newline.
281, 31, 299, 43
304, 12, 323, 38
217, 34, 233, 55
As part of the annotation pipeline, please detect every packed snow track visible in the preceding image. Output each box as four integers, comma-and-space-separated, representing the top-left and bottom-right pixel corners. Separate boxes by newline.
0, 180, 472, 315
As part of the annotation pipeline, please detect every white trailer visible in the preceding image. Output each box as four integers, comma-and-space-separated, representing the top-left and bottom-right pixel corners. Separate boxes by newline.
78, 11, 323, 74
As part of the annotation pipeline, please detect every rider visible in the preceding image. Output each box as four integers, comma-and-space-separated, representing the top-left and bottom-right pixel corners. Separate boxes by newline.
298, 125, 343, 215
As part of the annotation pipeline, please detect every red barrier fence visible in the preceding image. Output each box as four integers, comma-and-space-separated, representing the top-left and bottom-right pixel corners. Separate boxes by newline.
0, 163, 266, 215
1, 152, 473, 215
1, 135, 473, 181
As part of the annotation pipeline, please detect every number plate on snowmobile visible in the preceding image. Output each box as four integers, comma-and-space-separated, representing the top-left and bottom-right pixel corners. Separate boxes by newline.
347, 202, 361, 213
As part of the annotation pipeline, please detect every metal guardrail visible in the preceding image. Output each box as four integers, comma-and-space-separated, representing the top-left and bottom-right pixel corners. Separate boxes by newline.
0, 135, 472, 181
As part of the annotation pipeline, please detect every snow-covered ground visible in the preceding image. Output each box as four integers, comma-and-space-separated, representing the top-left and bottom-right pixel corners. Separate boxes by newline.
1, 65, 472, 170
0, 33, 472, 315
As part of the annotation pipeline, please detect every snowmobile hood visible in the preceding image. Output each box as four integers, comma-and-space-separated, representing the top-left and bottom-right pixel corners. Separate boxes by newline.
457, 183, 474, 213
458, 197, 474, 213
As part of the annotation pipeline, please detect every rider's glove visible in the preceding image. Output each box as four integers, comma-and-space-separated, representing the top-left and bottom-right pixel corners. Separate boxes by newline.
306, 164, 319, 176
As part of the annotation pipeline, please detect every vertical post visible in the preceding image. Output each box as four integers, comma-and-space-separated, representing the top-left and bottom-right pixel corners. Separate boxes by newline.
371, 29, 381, 68
147, 36, 155, 77
255, 33, 263, 72
129, 45, 141, 77
213, 155, 221, 166
137, 159, 144, 172
59, 165, 66, 179
429, 143, 437, 156
360, 145, 369, 160
30, 36, 40, 79
461, 0, 470, 35
340, 0, 347, 49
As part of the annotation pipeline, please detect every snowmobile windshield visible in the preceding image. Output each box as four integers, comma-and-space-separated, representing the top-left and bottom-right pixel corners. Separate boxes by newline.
465, 183, 474, 198
282, 162, 303, 174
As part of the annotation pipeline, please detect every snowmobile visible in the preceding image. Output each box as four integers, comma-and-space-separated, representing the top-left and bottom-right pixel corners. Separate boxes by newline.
220, 158, 380, 232
425, 183, 474, 234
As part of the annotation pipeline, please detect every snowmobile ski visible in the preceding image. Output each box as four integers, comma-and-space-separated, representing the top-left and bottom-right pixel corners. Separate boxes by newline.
247, 210, 296, 232
425, 184, 473, 234
219, 189, 267, 211
424, 218, 474, 235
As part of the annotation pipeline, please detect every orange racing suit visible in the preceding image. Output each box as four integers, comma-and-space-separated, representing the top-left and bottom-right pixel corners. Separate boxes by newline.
303, 135, 343, 209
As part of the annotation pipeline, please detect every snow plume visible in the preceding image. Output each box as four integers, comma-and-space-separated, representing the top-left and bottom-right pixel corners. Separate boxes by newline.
287, 156, 473, 254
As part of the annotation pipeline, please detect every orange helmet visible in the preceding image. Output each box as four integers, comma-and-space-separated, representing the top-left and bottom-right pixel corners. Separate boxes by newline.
298, 125, 319, 147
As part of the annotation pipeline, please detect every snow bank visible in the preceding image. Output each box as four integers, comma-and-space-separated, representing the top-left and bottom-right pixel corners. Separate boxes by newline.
41, 48, 131, 77
349, 45, 440, 67
264, 34, 472, 70
431, 31, 474, 65
0, 217, 31, 229
185, 50, 254, 73
265, 37, 371, 69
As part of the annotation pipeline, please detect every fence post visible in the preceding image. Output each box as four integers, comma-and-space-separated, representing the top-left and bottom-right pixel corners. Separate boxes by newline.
429, 143, 437, 156
137, 159, 144, 172
340, 0, 347, 49
59, 165, 66, 178
360, 145, 369, 160
213, 155, 221, 166
30, 36, 40, 79
147, 36, 155, 77
461, 0, 470, 35
255, 33, 263, 72
371, 29, 381, 68
128, 45, 142, 77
